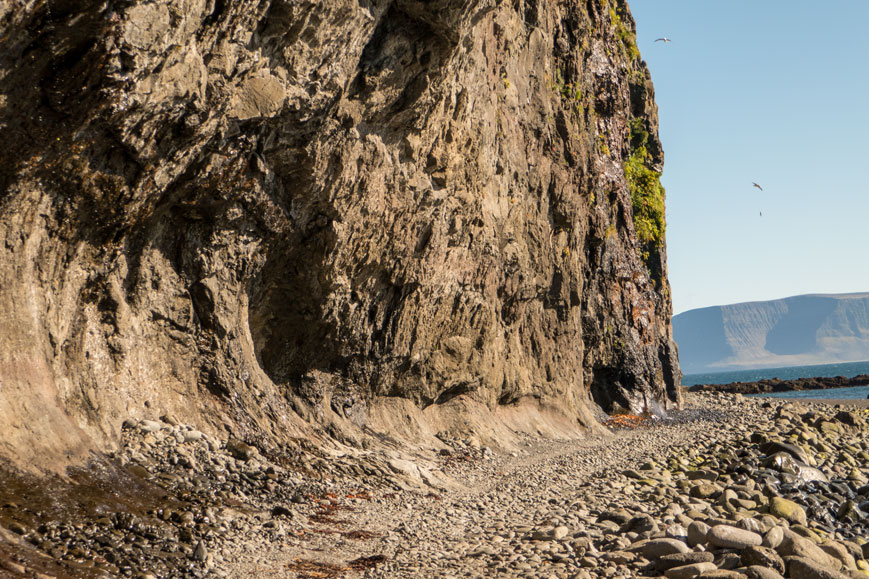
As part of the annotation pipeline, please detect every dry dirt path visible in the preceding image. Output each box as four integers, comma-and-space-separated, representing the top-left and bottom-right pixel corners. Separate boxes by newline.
226, 398, 742, 579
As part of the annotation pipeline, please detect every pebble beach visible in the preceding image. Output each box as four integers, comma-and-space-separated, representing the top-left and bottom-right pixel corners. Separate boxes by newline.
2, 392, 868, 579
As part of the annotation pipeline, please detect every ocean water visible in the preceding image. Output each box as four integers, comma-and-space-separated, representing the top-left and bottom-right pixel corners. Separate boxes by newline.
747, 384, 869, 400
683, 360, 869, 399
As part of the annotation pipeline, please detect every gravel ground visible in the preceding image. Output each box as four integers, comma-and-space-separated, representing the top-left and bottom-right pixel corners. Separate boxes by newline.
2, 393, 867, 579
224, 393, 869, 578
227, 403, 731, 578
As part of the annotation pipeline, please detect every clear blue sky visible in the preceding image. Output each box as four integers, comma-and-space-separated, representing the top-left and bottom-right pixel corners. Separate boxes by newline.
629, 1, 869, 314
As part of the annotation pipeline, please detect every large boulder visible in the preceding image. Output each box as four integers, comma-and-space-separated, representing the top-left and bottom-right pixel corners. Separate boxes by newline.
707, 525, 763, 550
769, 497, 808, 526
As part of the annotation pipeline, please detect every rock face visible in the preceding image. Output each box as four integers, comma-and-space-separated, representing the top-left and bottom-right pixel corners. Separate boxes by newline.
0, 0, 679, 470
674, 293, 869, 373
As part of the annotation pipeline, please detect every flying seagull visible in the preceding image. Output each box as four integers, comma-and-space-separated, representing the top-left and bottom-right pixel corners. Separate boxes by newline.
655, 37, 672, 43
753, 182, 763, 191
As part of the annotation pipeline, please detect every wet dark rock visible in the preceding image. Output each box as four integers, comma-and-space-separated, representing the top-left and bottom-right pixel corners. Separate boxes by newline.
714, 552, 743, 570
7, 521, 27, 535
759, 441, 808, 464
270, 505, 294, 518
192, 541, 207, 562
741, 546, 785, 574
836, 500, 865, 523
834, 411, 858, 426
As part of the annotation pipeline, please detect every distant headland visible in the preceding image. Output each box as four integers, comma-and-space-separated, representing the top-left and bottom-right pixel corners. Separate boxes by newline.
674, 292, 869, 373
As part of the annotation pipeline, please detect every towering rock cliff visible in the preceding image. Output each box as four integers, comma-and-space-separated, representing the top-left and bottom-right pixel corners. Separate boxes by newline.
0, 0, 679, 471
674, 293, 869, 373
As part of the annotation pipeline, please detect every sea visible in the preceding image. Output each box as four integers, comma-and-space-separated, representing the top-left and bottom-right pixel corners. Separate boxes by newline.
682, 360, 869, 400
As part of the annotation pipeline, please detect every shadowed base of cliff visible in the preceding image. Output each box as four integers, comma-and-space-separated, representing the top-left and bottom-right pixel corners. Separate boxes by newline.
365, 394, 605, 451
0, 395, 738, 579
0, 393, 610, 578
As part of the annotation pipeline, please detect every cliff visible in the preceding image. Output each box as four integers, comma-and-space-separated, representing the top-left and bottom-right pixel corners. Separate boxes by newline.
0, 0, 680, 473
674, 293, 869, 373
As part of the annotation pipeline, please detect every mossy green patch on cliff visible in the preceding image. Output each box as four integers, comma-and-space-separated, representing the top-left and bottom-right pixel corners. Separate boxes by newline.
552, 76, 582, 103
550, 72, 585, 125
624, 144, 665, 249
609, 5, 639, 60
629, 117, 649, 151
598, 138, 610, 157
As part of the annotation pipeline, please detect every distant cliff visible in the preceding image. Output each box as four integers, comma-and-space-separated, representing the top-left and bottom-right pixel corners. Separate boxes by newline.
674, 293, 869, 373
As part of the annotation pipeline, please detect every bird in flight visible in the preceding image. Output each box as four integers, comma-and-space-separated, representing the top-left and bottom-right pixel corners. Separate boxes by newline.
753, 182, 763, 191
655, 37, 672, 43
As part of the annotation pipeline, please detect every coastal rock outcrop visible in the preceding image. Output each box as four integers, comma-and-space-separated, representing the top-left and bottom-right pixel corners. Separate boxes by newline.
688, 374, 869, 395
0, 0, 679, 471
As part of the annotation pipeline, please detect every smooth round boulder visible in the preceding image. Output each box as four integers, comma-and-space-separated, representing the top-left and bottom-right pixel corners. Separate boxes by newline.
707, 525, 762, 549
746, 566, 785, 579
655, 551, 715, 572
818, 540, 856, 570
687, 520, 711, 547
762, 526, 784, 549
642, 538, 691, 559
665, 562, 717, 579
738, 518, 766, 534
777, 532, 840, 570
787, 556, 850, 579
690, 483, 720, 499
769, 497, 807, 526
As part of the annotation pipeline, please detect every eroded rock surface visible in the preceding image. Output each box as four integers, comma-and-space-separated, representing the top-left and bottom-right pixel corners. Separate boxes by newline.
0, 0, 680, 470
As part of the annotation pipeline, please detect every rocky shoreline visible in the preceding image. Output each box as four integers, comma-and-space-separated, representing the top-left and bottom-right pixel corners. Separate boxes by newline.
1, 393, 867, 578
687, 375, 869, 396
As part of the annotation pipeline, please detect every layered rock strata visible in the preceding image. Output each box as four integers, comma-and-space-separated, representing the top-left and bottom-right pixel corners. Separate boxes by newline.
0, 0, 680, 470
